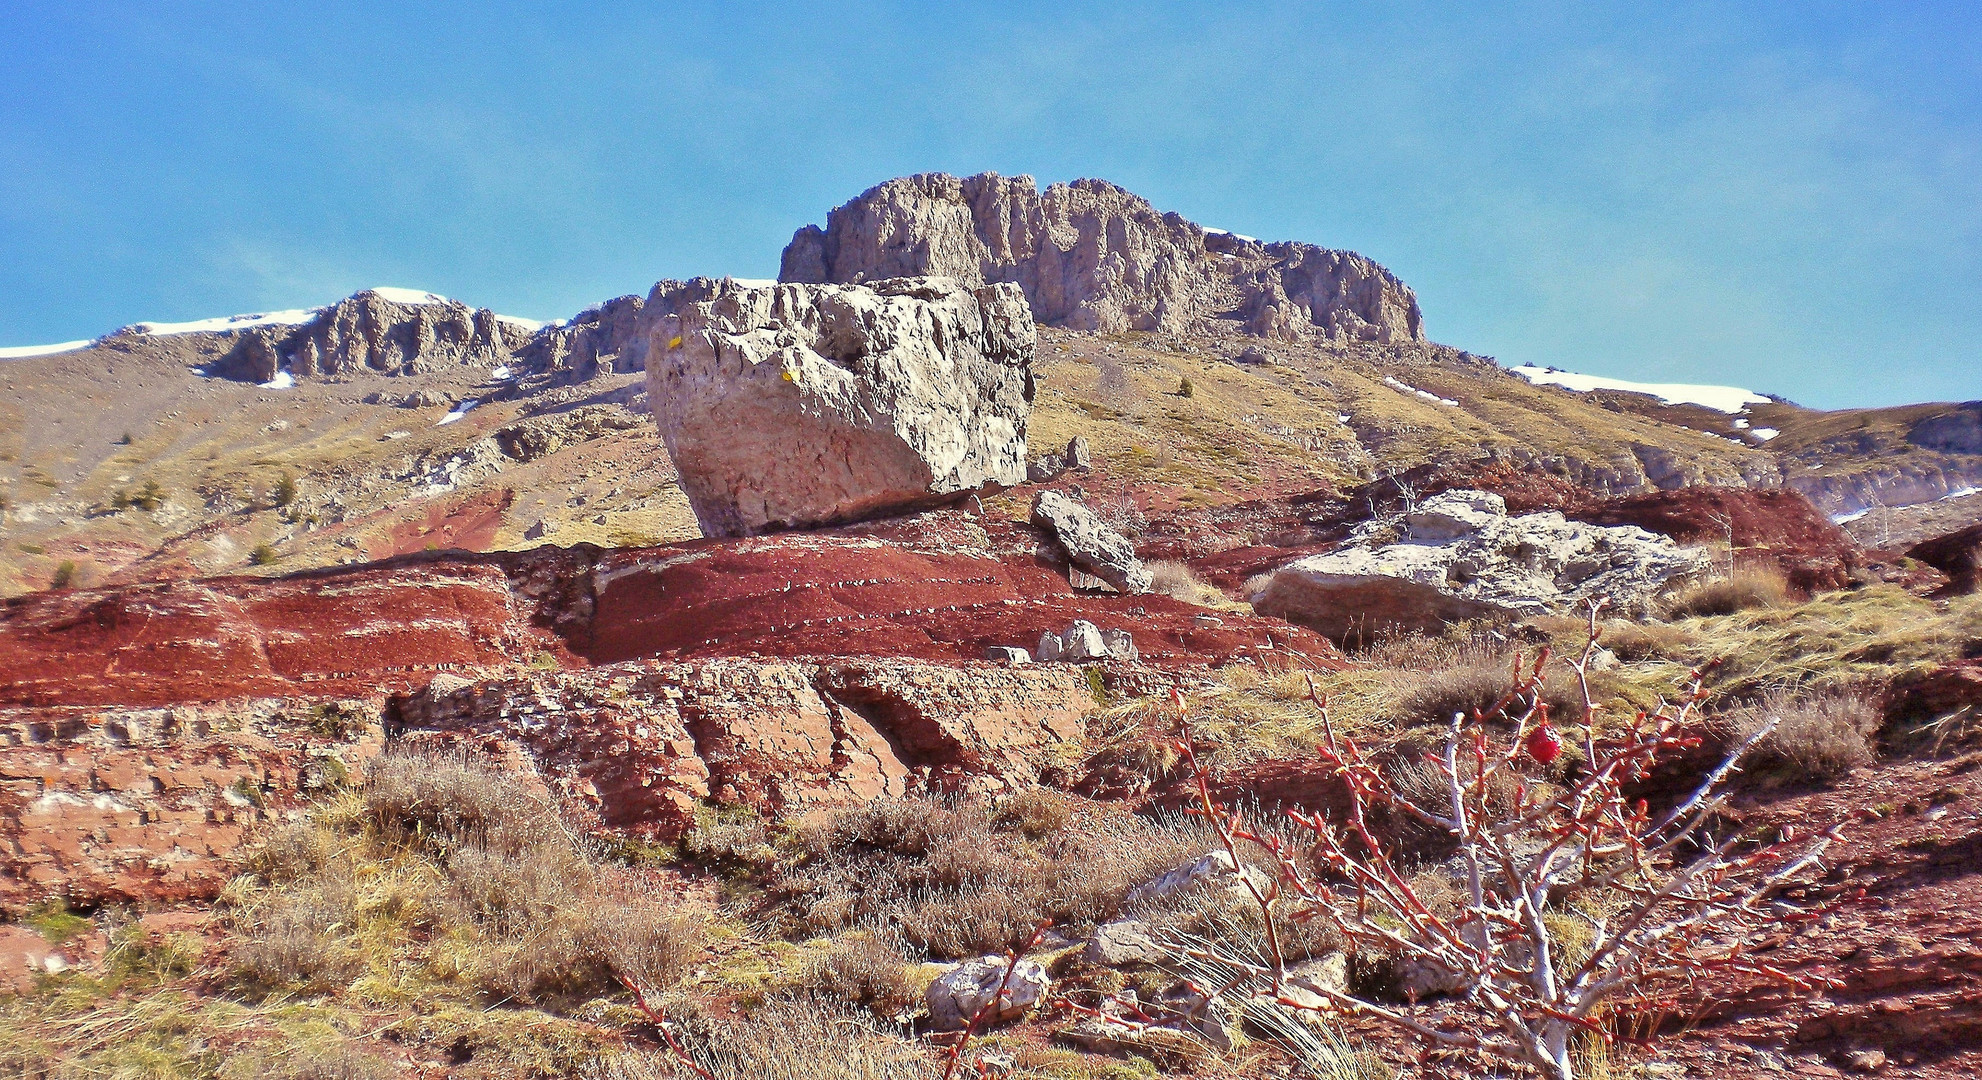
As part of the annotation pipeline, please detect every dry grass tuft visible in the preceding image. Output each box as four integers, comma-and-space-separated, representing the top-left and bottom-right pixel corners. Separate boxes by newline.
1665, 565, 1792, 619
994, 787, 1074, 839
1396, 657, 1586, 728
803, 933, 924, 1018
1678, 587, 1982, 697
775, 795, 1206, 959
227, 748, 706, 1007
1723, 685, 1882, 782
363, 749, 561, 854
584, 998, 932, 1080
1147, 559, 1233, 607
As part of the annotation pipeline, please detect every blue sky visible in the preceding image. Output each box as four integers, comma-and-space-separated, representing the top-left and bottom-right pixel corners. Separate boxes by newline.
2, 2, 1977, 409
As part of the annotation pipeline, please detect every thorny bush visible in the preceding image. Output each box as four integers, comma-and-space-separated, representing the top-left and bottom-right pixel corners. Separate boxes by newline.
1108, 602, 1844, 1080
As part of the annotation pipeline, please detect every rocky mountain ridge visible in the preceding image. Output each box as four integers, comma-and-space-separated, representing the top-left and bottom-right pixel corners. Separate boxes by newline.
780, 172, 1425, 342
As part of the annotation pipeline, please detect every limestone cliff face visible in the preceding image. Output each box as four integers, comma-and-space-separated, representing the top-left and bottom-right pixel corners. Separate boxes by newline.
221, 290, 535, 381
780, 172, 1423, 343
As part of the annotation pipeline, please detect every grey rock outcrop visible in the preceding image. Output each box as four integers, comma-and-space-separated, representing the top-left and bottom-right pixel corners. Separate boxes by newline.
644, 276, 1036, 537
516, 293, 650, 379
927, 955, 1051, 1030
781, 172, 1422, 343
1061, 620, 1110, 662
221, 290, 535, 382
1036, 620, 1136, 663
1124, 850, 1270, 908
1031, 489, 1152, 594
1252, 490, 1709, 641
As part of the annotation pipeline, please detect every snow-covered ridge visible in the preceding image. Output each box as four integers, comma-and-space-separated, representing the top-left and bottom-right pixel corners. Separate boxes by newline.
365, 286, 452, 306
0, 339, 95, 359
125, 308, 322, 336
2, 287, 552, 360
1511, 365, 1770, 415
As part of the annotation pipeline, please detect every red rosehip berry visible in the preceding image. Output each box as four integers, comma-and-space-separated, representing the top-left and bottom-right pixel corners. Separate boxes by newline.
1525, 723, 1562, 764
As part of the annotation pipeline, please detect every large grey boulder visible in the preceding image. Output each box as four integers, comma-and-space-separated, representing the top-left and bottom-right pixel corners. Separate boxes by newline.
1253, 489, 1709, 642
781, 172, 1422, 342
644, 276, 1036, 537
1031, 490, 1152, 594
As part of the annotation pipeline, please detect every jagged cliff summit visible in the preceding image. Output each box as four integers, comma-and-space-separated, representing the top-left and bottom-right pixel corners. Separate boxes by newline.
779, 172, 1424, 343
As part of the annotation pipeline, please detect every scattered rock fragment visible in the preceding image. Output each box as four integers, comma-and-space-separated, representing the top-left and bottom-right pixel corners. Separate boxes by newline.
1102, 628, 1138, 662
1031, 489, 1153, 594
927, 954, 1051, 1030
1063, 620, 1109, 662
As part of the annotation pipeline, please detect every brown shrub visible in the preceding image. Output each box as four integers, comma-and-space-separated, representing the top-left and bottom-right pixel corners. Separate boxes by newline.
994, 788, 1073, 838
1397, 658, 1585, 727
230, 880, 364, 991
363, 749, 558, 855
231, 748, 708, 1008
683, 801, 776, 870
778, 796, 1206, 958
805, 933, 923, 1017
1666, 565, 1792, 619
1725, 686, 1880, 782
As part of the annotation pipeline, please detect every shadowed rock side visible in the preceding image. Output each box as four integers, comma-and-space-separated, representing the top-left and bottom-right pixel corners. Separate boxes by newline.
1908, 521, 1982, 595
644, 276, 1037, 537
780, 171, 1423, 343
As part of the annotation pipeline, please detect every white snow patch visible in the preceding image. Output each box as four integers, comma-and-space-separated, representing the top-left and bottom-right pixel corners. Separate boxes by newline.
0, 339, 95, 359
1337, 413, 1352, 424
1750, 428, 1779, 441
726, 277, 777, 288
1384, 376, 1458, 407
495, 315, 545, 331
436, 399, 480, 425
1944, 486, 1980, 501
1200, 227, 1258, 242
1831, 508, 1873, 524
1511, 365, 1768, 415
489, 365, 512, 381
126, 308, 321, 336
366, 287, 453, 306
1732, 418, 1750, 429
259, 368, 295, 390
